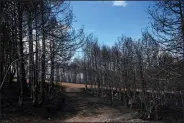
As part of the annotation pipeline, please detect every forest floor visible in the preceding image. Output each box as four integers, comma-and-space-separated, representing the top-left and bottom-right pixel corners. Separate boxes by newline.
1, 82, 163, 123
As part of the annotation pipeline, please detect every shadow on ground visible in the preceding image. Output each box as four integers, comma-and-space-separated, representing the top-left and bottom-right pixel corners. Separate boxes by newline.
2, 87, 109, 122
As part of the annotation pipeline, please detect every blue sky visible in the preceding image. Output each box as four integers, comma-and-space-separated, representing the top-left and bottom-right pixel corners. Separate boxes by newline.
70, 1, 154, 47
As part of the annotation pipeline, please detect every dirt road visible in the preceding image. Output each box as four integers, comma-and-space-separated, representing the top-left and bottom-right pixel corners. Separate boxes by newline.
1, 82, 162, 122
61, 83, 162, 122
63, 89, 138, 122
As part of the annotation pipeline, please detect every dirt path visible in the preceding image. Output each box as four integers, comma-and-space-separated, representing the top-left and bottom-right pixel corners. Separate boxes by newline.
62, 85, 162, 122
1, 83, 163, 122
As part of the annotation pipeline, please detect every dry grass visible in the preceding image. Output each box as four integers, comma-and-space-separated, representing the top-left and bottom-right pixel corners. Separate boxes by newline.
56, 82, 87, 89
56, 82, 117, 90
57, 82, 174, 95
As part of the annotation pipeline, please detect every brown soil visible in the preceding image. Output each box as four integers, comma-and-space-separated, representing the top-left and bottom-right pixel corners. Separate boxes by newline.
57, 82, 87, 89
1, 82, 163, 123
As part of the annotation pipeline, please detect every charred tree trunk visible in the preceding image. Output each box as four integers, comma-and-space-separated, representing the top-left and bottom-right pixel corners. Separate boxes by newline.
40, 0, 45, 106
0, 23, 5, 119
28, 10, 34, 100
49, 39, 55, 98
138, 50, 146, 111
18, 1, 27, 106
33, 14, 39, 106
